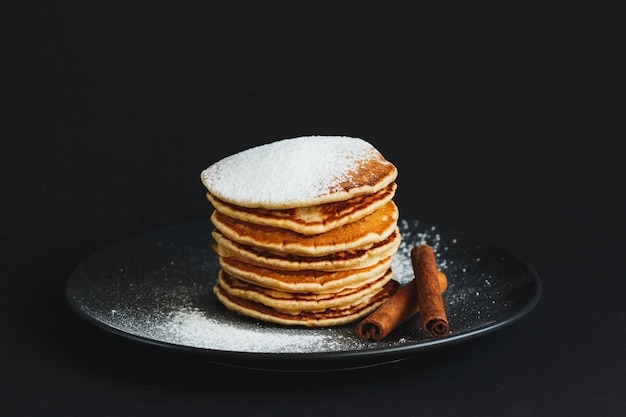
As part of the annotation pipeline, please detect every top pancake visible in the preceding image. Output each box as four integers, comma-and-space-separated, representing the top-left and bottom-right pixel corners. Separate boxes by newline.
200, 136, 398, 209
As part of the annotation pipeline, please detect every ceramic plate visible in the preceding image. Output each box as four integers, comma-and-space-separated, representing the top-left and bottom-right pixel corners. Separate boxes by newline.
66, 219, 541, 371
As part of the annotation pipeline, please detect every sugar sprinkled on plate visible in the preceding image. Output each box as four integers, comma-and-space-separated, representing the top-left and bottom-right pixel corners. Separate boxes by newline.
87, 222, 445, 354
68, 218, 538, 359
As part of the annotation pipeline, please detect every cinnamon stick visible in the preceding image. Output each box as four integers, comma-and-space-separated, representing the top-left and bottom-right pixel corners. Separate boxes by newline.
411, 244, 449, 336
356, 270, 447, 341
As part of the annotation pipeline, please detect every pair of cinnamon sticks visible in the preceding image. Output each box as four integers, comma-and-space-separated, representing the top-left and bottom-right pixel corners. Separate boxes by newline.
356, 244, 449, 341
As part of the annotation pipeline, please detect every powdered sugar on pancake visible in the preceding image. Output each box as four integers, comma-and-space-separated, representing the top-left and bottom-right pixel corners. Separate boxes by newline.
201, 136, 397, 209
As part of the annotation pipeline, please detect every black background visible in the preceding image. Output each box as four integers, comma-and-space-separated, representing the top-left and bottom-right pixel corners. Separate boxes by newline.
3, 2, 625, 416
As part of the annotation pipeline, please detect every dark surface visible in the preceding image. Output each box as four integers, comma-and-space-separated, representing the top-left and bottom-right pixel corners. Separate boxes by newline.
3, 2, 625, 416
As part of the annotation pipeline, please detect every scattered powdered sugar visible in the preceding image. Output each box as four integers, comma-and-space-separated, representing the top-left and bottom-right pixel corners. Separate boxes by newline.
69, 219, 537, 357
150, 308, 348, 353
82, 221, 458, 353
100, 303, 382, 354
391, 220, 511, 333
96, 221, 450, 353
392, 219, 446, 284
200, 136, 391, 207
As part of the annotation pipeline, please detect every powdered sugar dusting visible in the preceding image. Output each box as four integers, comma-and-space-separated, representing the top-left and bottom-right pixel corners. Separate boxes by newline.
68, 220, 540, 361
200, 136, 392, 207
152, 308, 347, 352
392, 219, 446, 284
83, 221, 452, 353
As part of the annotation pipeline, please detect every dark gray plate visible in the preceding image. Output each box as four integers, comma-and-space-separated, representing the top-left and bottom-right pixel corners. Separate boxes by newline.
66, 219, 541, 371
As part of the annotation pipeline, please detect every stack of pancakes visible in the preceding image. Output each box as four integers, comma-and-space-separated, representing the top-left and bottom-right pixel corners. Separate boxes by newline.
200, 136, 401, 327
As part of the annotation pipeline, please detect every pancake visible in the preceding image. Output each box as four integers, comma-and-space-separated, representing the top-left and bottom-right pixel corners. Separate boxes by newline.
206, 182, 396, 235
216, 269, 393, 313
218, 255, 394, 294
200, 136, 398, 209
201, 135, 402, 327
213, 277, 400, 327
211, 228, 401, 272
210, 200, 399, 256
